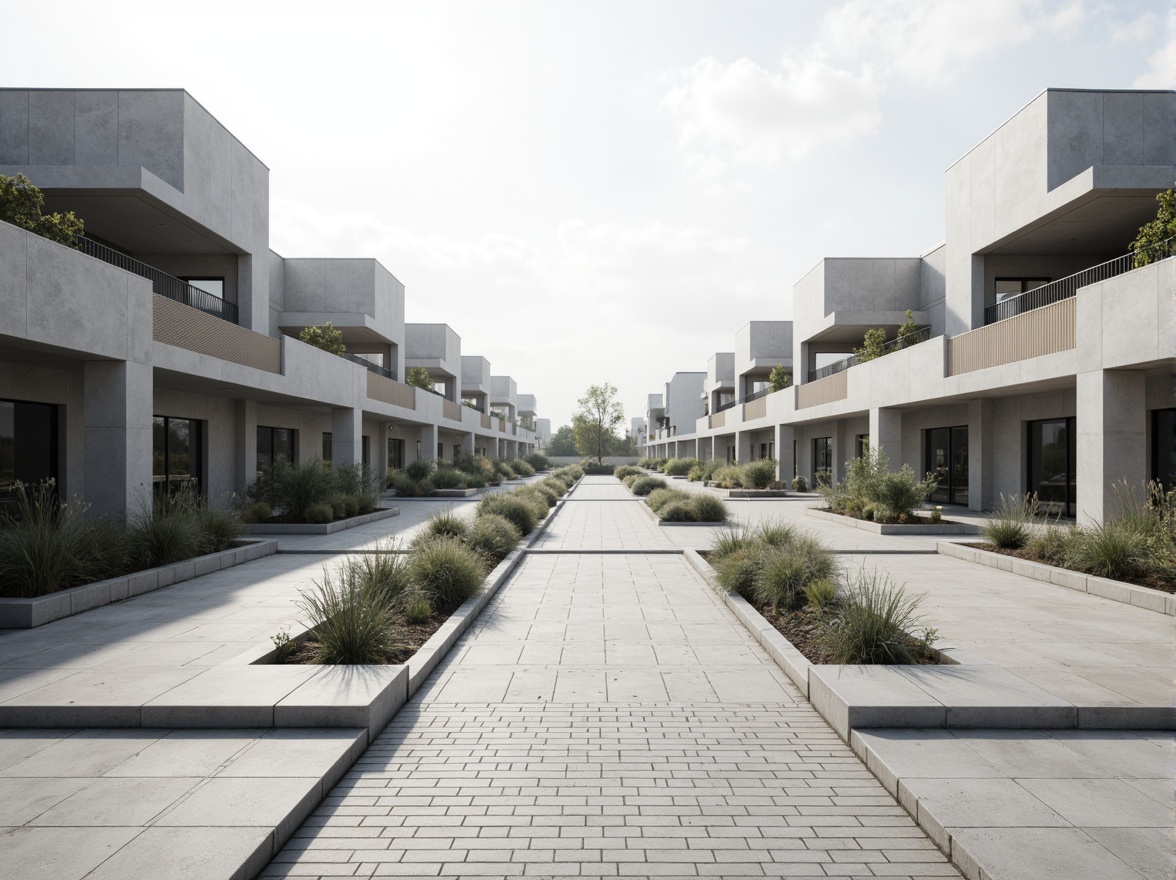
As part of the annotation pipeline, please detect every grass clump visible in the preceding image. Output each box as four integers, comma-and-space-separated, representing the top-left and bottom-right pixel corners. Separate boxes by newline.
819, 569, 937, 664
982, 494, 1039, 549
647, 488, 691, 513
630, 476, 667, 496
817, 447, 936, 523
420, 510, 470, 542
740, 459, 777, 490
510, 459, 536, 477
298, 556, 407, 664
408, 536, 487, 612
464, 514, 521, 564
614, 465, 643, 480
690, 494, 729, 523
753, 534, 837, 611
477, 492, 538, 536
662, 458, 700, 477
524, 453, 550, 471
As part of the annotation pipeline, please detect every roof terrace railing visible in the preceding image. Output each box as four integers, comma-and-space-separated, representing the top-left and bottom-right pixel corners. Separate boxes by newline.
344, 353, 397, 381
983, 239, 1174, 325
74, 235, 239, 324
807, 326, 932, 382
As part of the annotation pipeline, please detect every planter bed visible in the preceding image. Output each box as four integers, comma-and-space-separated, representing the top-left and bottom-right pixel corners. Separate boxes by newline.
0, 539, 279, 629
938, 541, 1176, 616
807, 508, 979, 535
245, 507, 400, 534
634, 494, 730, 527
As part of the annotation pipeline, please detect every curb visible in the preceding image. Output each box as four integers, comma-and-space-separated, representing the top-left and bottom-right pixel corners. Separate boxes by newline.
0, 539, 279, 629
807, 508, 979, 535
244, 507, 400, 535
937, 540, 1176, 616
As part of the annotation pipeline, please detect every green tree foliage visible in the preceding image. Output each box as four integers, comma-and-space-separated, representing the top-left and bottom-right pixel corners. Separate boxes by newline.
298, 322, 346, 356
895, 309, 918, 346
406, 367, 433, 390
610, 432, 638, 456
854, 327, 887, 362
0, 173, 83, 247
1131, 189, 1176, 268
572, 383, 624, 463
768, 362, 792, 392
546, 425, 576, 456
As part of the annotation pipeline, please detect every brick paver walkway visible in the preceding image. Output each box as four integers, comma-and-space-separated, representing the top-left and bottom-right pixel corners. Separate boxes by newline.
264, 477, 959, 879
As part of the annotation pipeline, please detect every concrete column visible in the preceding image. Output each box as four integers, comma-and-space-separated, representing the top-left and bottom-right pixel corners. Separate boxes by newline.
870, 407, 903, 468
417, 424, 438, 463
1077, 369, 1147, 524
83, 360, 153, 518
331, 407, 363, 468
374, 422, 390, 486
775, 424, 795, 485
735, 431, 753, 463
234, 399, 258, 491
461, 432, 475, 457
967, 399, 993, 512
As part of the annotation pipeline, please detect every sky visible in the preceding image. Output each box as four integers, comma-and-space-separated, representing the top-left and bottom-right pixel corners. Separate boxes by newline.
5, 0, 1172, 431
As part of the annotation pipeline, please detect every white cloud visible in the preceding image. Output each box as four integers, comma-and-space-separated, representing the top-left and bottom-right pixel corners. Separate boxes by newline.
818, 0, 1087, 85
1131, 10, 1174, 88
660, 55, 880, 169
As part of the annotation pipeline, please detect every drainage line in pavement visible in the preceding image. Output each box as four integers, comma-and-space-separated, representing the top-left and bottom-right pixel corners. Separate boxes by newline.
277, 549, 410, 555
831, 549, 941, 555
526, 549, 685, 555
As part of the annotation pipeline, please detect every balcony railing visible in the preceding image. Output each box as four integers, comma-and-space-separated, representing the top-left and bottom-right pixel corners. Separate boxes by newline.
714, 398, 737, 413
344, 352, 396, 381
983, 240, 1174, 325
74, 235, 239, 324
807, 326, 932, 382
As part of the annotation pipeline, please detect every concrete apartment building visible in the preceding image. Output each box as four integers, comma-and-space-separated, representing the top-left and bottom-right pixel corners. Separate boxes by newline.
0, 89, 540, 517
639, 88, 1175, 524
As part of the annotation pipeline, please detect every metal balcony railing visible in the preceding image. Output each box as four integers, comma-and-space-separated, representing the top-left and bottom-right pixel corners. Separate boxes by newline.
983, 239, 1174, 325
714, 398, 737, 413
807, 326, 932, 382
74, 236, 239, 324
344, 353, 397, 381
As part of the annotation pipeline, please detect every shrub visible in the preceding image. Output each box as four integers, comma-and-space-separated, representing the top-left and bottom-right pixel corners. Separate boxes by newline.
712, 546, 764, 598
614, 465, 642, 480
983, 494, 1039, 549
408, 536, 487, 612
405, 366, 433, 390
1064, 521, 1155, 582
753, 535, 837, 612
647, 488, 690, 513
304, 502, 334, 524
515, 489, 551, 519
663, 458, 700, 477
0, 483, 96, 597
196, 507, 244, 553
478, 493, 538, 536
819, 569, 935, 664
299, 562, 401, 664
0, 173, 84, 246
1028, 526, 1073, 566
580, 460, 615, 475
333, 464, 379, 514
687, 465, 705, 482
406, 459, 435, 482
690, 494, 729, 523
491, 459, 516, 480
465, 513, 521, 564
422, 510, 470, 541
541, 477, 568, 498
273, 459, 335, 521
510, 459, 536, 477
432, 468, 469, 490
871, 470, 937, 523
526, 483, 560, 507
659, 500, 697, 522
348, 542, 413, 612
298, 322, 346, 356
341, 495, 360, 518
711, 465, 743, 489
793, 476, 808, 492
127, 506, 200, 569
630, 476, 667, 496
821, 447, 936, 523
524, 453, 550, 471
709, 527, 753, 564
240, 501, 273, 524
405, 593, 433, 625
388, 473, 417, 497
753, 518, 796, 548
740, 459, 777, 490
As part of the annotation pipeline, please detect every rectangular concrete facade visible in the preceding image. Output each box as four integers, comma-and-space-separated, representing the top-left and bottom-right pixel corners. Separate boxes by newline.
640, 88, 1176, 523
0, 88, 541, 515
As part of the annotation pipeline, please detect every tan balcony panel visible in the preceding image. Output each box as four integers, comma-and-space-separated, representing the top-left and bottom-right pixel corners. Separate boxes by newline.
949, 298, 1075, 376
367, 372, 416, 409
709, 411, 726, 429
443, 399, 462, 421
796, 372, 848, 409
153, 296, 281, 374
481, 414, 492, 430
743, 397, 767, 421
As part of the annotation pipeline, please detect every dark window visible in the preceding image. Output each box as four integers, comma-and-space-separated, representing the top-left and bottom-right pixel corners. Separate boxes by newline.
813, 437, 832, 485
181, 277, 224, 299
322, 432, 332, 463
1152, 409, 1176, 492
388, 438, 405, 471
995, 277, 1050, 302
1028, 417, 1075, 517
362, 436, 371, 468
153, 416, 203, 500
925, 426, 968, 506
257, 426, 296, 477
0, 399, 58, 506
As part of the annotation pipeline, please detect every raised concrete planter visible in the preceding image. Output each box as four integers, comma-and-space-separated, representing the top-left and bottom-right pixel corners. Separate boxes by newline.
683, 549, 1172, 736
0, 539, 278, 629
635, 499, 730, 528
703, 485, 790, 498
432, 488, 478, 497
245, 507, 399, 535
808, 508, 979, 535
938, 540, 1176, 616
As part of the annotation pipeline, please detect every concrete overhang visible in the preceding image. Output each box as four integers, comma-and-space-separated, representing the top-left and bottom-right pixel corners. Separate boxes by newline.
805, 310, 932, 344
279, 314, 390, 345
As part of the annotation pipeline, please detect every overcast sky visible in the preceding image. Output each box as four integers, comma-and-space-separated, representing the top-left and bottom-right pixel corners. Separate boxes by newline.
6, 0, 1171, 430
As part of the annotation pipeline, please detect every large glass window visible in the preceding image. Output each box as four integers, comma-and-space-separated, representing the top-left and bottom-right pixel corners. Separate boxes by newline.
388, 438, 405, 471
1153, 409, 1176, 492
925, 426, 968, 506
995, 277, 1050, 303
322, 432, 332, 463
257, 426, 296, 477
0, 399, 58, 505
1028, 417, 1075, 517
813, 437, 832, 485
153, 416, 202, 499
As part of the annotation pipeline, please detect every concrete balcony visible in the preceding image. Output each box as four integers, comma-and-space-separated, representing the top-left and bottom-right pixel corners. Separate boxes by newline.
406, 323, 461, 401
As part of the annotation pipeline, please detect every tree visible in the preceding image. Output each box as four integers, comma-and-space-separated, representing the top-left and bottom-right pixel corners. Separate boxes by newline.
546, 425, 577, 456
406, 367, 432, 390
610, 432, 638, 456
768, 362, 792, 392
298, 322, 346, 356
0, 173, 83, 247
1131, 189, 1176, 268
895, 309, 919, 347
854, 327, 887, 363
572, 383, 624, 463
